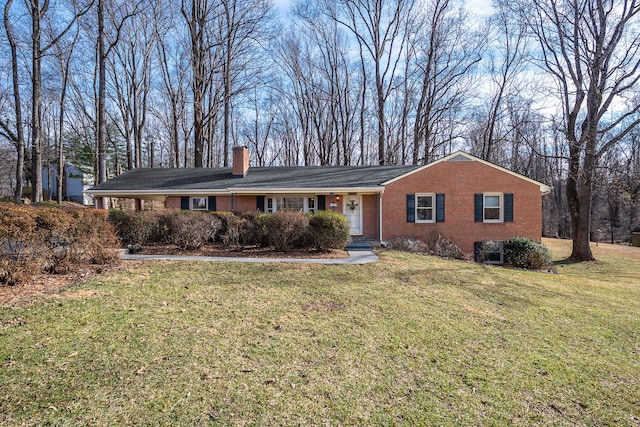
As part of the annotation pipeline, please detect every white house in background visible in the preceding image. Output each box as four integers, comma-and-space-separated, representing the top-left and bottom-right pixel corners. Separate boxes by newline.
42, 163, 90, 205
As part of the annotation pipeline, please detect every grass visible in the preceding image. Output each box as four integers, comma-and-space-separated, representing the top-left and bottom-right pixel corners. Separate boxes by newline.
1, 239, 639, 425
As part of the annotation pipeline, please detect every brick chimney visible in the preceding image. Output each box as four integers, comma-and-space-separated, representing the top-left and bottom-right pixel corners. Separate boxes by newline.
232, 146, 250, 177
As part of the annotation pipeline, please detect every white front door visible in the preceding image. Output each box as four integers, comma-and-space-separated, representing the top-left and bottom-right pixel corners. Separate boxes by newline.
343, 195, 363, 235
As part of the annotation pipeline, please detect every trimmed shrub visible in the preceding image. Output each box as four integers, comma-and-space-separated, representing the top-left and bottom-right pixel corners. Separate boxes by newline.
0, 204, 120, 285
221, 213, 245, 247
309, 210, 350, 251
71, 209, 120, 265
210, 211, 236, 240
161, 211, 222, 250
108, 210, 159, 245
391, 235, 464, 260
504, 237, 552, 270
391, 237, 429, 253
431, 235, 465, 260
0, 203, 42, 284
238, 211, 270, 246
265, 211, 309, 252
34, 206, 76, 274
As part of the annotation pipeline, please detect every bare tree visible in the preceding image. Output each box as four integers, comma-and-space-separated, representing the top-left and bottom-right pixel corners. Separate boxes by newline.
181, 0, 221, 167
23, 0, 93, 202
411, 0, 482, 165
154, 22, 190, 168
51, 27, 80, 203
96, 0, 137, 191
330, 0, 417, 165
477, 0, 528, 162
109, 7, 156, 170
523, 0, 640, 261
3, 0, 25, 202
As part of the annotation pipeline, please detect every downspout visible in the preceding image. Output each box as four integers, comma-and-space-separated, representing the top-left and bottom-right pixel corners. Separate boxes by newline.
379, 189, 384, 242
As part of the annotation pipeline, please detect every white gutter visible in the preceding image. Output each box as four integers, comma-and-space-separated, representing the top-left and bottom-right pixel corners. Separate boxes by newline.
87, 187, 385, 197
228, 187, 383, 195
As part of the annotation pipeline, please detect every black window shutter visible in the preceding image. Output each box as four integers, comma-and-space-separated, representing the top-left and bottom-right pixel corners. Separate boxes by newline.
504, 193, 514, 222
181, 196, 189, 210
436, 194, 445, 222
256, 195, 265, 212
317, 195, 326, 211
406, 194, 415, 223
208, 196, 216, 212
474, 194, 483, 222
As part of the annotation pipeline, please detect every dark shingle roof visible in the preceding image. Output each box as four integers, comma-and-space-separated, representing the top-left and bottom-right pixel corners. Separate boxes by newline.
88, 165, 420, 193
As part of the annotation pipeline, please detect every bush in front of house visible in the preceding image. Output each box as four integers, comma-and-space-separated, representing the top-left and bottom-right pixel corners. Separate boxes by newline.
239, 211, 270, 247
0, 203, 120, 285
71, 209, 121, 265
431, 235, 465, 260
0, 203, 41, 285
108, 210, 160, 246
309, 210, 350, 252
34, 205, 77, 274
390, 234, 465, 260
161, 211, 222, 250
504, 237, 552, 270
265, 211, 309, 252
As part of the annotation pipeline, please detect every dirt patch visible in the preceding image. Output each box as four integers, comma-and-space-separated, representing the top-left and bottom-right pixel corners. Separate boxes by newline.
0, 263, 122, 306
137, 243, 350, 259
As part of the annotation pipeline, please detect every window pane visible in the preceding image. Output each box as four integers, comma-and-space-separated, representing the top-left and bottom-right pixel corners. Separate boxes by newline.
192, 197, 207, 210
485, 195, 500, 208
485, 207, 500, 220
417, 208, 433, 221
281, 197, 304, 211
417, 196, 433, 208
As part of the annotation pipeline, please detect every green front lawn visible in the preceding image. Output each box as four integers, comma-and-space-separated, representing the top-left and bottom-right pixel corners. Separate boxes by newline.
1, 239, 639, 425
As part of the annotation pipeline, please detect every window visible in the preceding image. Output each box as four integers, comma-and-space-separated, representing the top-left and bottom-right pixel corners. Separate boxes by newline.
266, 196, 316, 213
416, 194, 435, 223
475, 193, 513, 223
406, 193, 444, 223
191, 197, 207, 211
484, 194, 502, 221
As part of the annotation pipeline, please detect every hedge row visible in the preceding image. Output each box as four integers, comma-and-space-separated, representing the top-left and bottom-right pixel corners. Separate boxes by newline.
0, 202, 120, 286
109, 209, 350, 253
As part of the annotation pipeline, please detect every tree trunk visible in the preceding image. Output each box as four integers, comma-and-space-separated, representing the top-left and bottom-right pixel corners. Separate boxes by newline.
97, 0, 107, 184
30, 1, 43, 203
4, 0, 25, 202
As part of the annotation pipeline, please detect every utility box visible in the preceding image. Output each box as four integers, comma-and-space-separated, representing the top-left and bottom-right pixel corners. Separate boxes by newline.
632, 232, 640, 247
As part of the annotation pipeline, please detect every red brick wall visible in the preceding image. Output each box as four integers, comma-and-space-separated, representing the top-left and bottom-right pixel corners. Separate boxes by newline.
362, 194, 378, 239
234, 195, 257, 213
165, 196, 181, 210
382, 159, 544, 254
216, 196, 232, 212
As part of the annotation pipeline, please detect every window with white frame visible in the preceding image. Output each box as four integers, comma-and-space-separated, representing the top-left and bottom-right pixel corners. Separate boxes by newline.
416, 193, 435, 223
266, 196, 316, 213
191, 197, 207, 211
483, 194, 502, 222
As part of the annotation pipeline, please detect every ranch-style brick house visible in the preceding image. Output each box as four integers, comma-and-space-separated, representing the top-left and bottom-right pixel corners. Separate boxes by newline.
87, 147, 551, 254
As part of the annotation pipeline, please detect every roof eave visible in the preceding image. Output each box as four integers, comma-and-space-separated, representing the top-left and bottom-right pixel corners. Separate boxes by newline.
85, 187, 384, 197
229, 187, 383, 194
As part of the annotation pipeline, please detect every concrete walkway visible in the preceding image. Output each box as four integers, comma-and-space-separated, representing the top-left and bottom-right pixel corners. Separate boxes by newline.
120, 249, 378, 265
